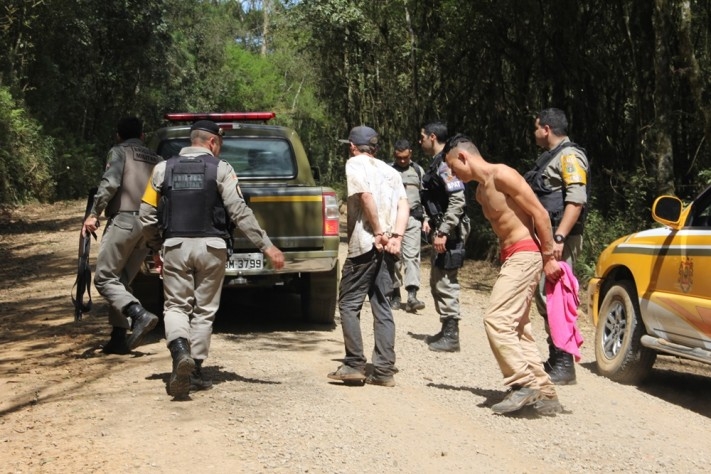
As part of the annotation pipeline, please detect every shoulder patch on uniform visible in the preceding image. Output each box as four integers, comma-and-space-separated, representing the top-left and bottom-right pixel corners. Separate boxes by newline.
141, 181, 159, 207
561, 153, 587, 186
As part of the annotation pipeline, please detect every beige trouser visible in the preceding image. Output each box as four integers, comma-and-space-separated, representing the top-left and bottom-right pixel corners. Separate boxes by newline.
484, 250, 556, 398
162, 237, 227, 360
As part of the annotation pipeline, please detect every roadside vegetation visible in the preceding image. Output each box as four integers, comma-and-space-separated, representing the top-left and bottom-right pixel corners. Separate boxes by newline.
1, 0, 710, 281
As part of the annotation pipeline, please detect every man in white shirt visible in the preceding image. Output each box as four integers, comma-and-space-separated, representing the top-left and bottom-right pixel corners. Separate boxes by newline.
327, 126, 409, 387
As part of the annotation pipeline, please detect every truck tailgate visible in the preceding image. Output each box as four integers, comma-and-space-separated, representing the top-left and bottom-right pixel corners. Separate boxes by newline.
232, 185, 326, 250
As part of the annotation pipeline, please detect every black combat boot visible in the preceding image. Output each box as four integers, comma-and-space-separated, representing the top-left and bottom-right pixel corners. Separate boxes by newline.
190, 359, 213, 392
389, 288, 402, 310
546, 347, 576, 385
168, 338, 195, 399
405, 286, 425, 312
543, 342, 558, 372
124, 302, 159, 350
425, 320, 446, 344
101, 327, 130, 355
428, 318, 460, 352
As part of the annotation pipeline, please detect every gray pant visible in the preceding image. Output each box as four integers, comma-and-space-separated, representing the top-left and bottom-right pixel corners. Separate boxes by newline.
162, 237, 227, 360
94, 212, 149, 329
429, 217, 469, 321
338, 249, 397, 376
430, 263, 461, 321
391, 215, 422, 291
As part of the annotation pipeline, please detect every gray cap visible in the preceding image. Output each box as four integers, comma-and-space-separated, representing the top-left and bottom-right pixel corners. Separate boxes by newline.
339, 125, 378, 146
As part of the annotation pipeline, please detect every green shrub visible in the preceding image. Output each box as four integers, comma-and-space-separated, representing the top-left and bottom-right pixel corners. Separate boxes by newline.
577, 209, 638, 284
0, 87, 55, 204
51, 136, 103, 200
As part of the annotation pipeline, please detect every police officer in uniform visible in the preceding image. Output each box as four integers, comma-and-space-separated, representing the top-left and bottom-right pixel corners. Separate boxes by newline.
139, 120, 284, 400
388, 139, 426, 313
82, 117, 162, 354
524, 107, 588, 385
419, 122, 470, 352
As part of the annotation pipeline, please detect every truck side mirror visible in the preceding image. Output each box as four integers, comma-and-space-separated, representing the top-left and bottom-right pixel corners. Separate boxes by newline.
652, 195, 683, 227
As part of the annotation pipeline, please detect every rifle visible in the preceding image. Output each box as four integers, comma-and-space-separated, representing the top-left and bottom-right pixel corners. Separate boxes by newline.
71, 187, 98, 322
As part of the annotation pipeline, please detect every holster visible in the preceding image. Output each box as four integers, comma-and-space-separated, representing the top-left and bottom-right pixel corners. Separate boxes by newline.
433, 216, 470, 270
410, 204, 425, 221
435, 243, 466, 270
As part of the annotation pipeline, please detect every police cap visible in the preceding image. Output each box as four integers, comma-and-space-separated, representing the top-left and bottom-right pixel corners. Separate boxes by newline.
190, 120, 224, 137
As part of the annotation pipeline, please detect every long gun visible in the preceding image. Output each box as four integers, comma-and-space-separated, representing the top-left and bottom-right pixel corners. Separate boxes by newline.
71, 187, 98, 322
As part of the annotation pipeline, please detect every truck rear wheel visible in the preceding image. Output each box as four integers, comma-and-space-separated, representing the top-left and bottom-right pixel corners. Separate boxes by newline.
301, 264, 339, 324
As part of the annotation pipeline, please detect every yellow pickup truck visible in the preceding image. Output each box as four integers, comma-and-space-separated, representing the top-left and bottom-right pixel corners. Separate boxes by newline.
587, 187, 711, 384
133, 112, 340, 324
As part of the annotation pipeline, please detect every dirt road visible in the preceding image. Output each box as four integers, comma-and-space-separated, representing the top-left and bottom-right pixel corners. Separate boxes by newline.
1, 200, 710, 473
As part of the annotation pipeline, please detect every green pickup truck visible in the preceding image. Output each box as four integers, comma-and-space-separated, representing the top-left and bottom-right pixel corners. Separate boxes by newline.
133, 112, 340, 324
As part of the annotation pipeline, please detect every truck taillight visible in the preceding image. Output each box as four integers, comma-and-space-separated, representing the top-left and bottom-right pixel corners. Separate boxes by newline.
322, 191, 340, 236
164, 112, 276, 122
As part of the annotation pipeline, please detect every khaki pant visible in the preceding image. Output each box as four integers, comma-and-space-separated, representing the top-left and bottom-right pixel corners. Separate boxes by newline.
94, 212, 149, 329
162, 237, 227, 360
484, 250, 556, 398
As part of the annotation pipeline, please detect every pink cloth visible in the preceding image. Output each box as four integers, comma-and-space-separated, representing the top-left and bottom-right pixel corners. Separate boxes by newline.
545, 261, 583, 361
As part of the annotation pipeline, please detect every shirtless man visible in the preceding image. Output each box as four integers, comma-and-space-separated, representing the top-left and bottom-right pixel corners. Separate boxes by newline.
443, 134, 564, 416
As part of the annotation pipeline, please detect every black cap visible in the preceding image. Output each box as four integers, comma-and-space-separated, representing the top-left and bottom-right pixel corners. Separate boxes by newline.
190, 120, 224, 137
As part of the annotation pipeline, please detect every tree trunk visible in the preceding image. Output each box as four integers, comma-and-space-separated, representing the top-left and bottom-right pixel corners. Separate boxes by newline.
403, 3, 418, 114
650, 0, 675, 196
261, 0, 270, 56
675, 0, 711, 173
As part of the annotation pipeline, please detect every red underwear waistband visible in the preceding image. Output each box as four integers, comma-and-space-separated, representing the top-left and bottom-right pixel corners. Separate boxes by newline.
500, 238, 540, 262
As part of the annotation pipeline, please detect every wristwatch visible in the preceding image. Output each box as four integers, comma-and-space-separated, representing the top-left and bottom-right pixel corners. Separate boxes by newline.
436, 230, 448, 238
554, 234, 566, 244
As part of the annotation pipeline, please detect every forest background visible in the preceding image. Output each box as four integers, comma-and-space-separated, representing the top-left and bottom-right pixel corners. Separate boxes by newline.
1, 0, 710, 280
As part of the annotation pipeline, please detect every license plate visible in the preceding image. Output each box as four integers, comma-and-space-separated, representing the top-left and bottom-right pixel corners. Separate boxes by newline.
226, 253, 263, 270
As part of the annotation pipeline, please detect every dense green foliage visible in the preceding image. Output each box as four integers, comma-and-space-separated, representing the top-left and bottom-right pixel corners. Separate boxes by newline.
1, 0, 710, 277
0, 87, 53, 202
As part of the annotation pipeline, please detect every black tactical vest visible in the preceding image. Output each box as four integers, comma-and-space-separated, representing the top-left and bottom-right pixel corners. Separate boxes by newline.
523, 141, 587, 232
421, 151, 464, 221
159, 154, 230, 239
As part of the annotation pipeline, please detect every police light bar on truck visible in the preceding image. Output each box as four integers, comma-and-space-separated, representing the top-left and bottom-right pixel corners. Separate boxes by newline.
164, 112, 276, 122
